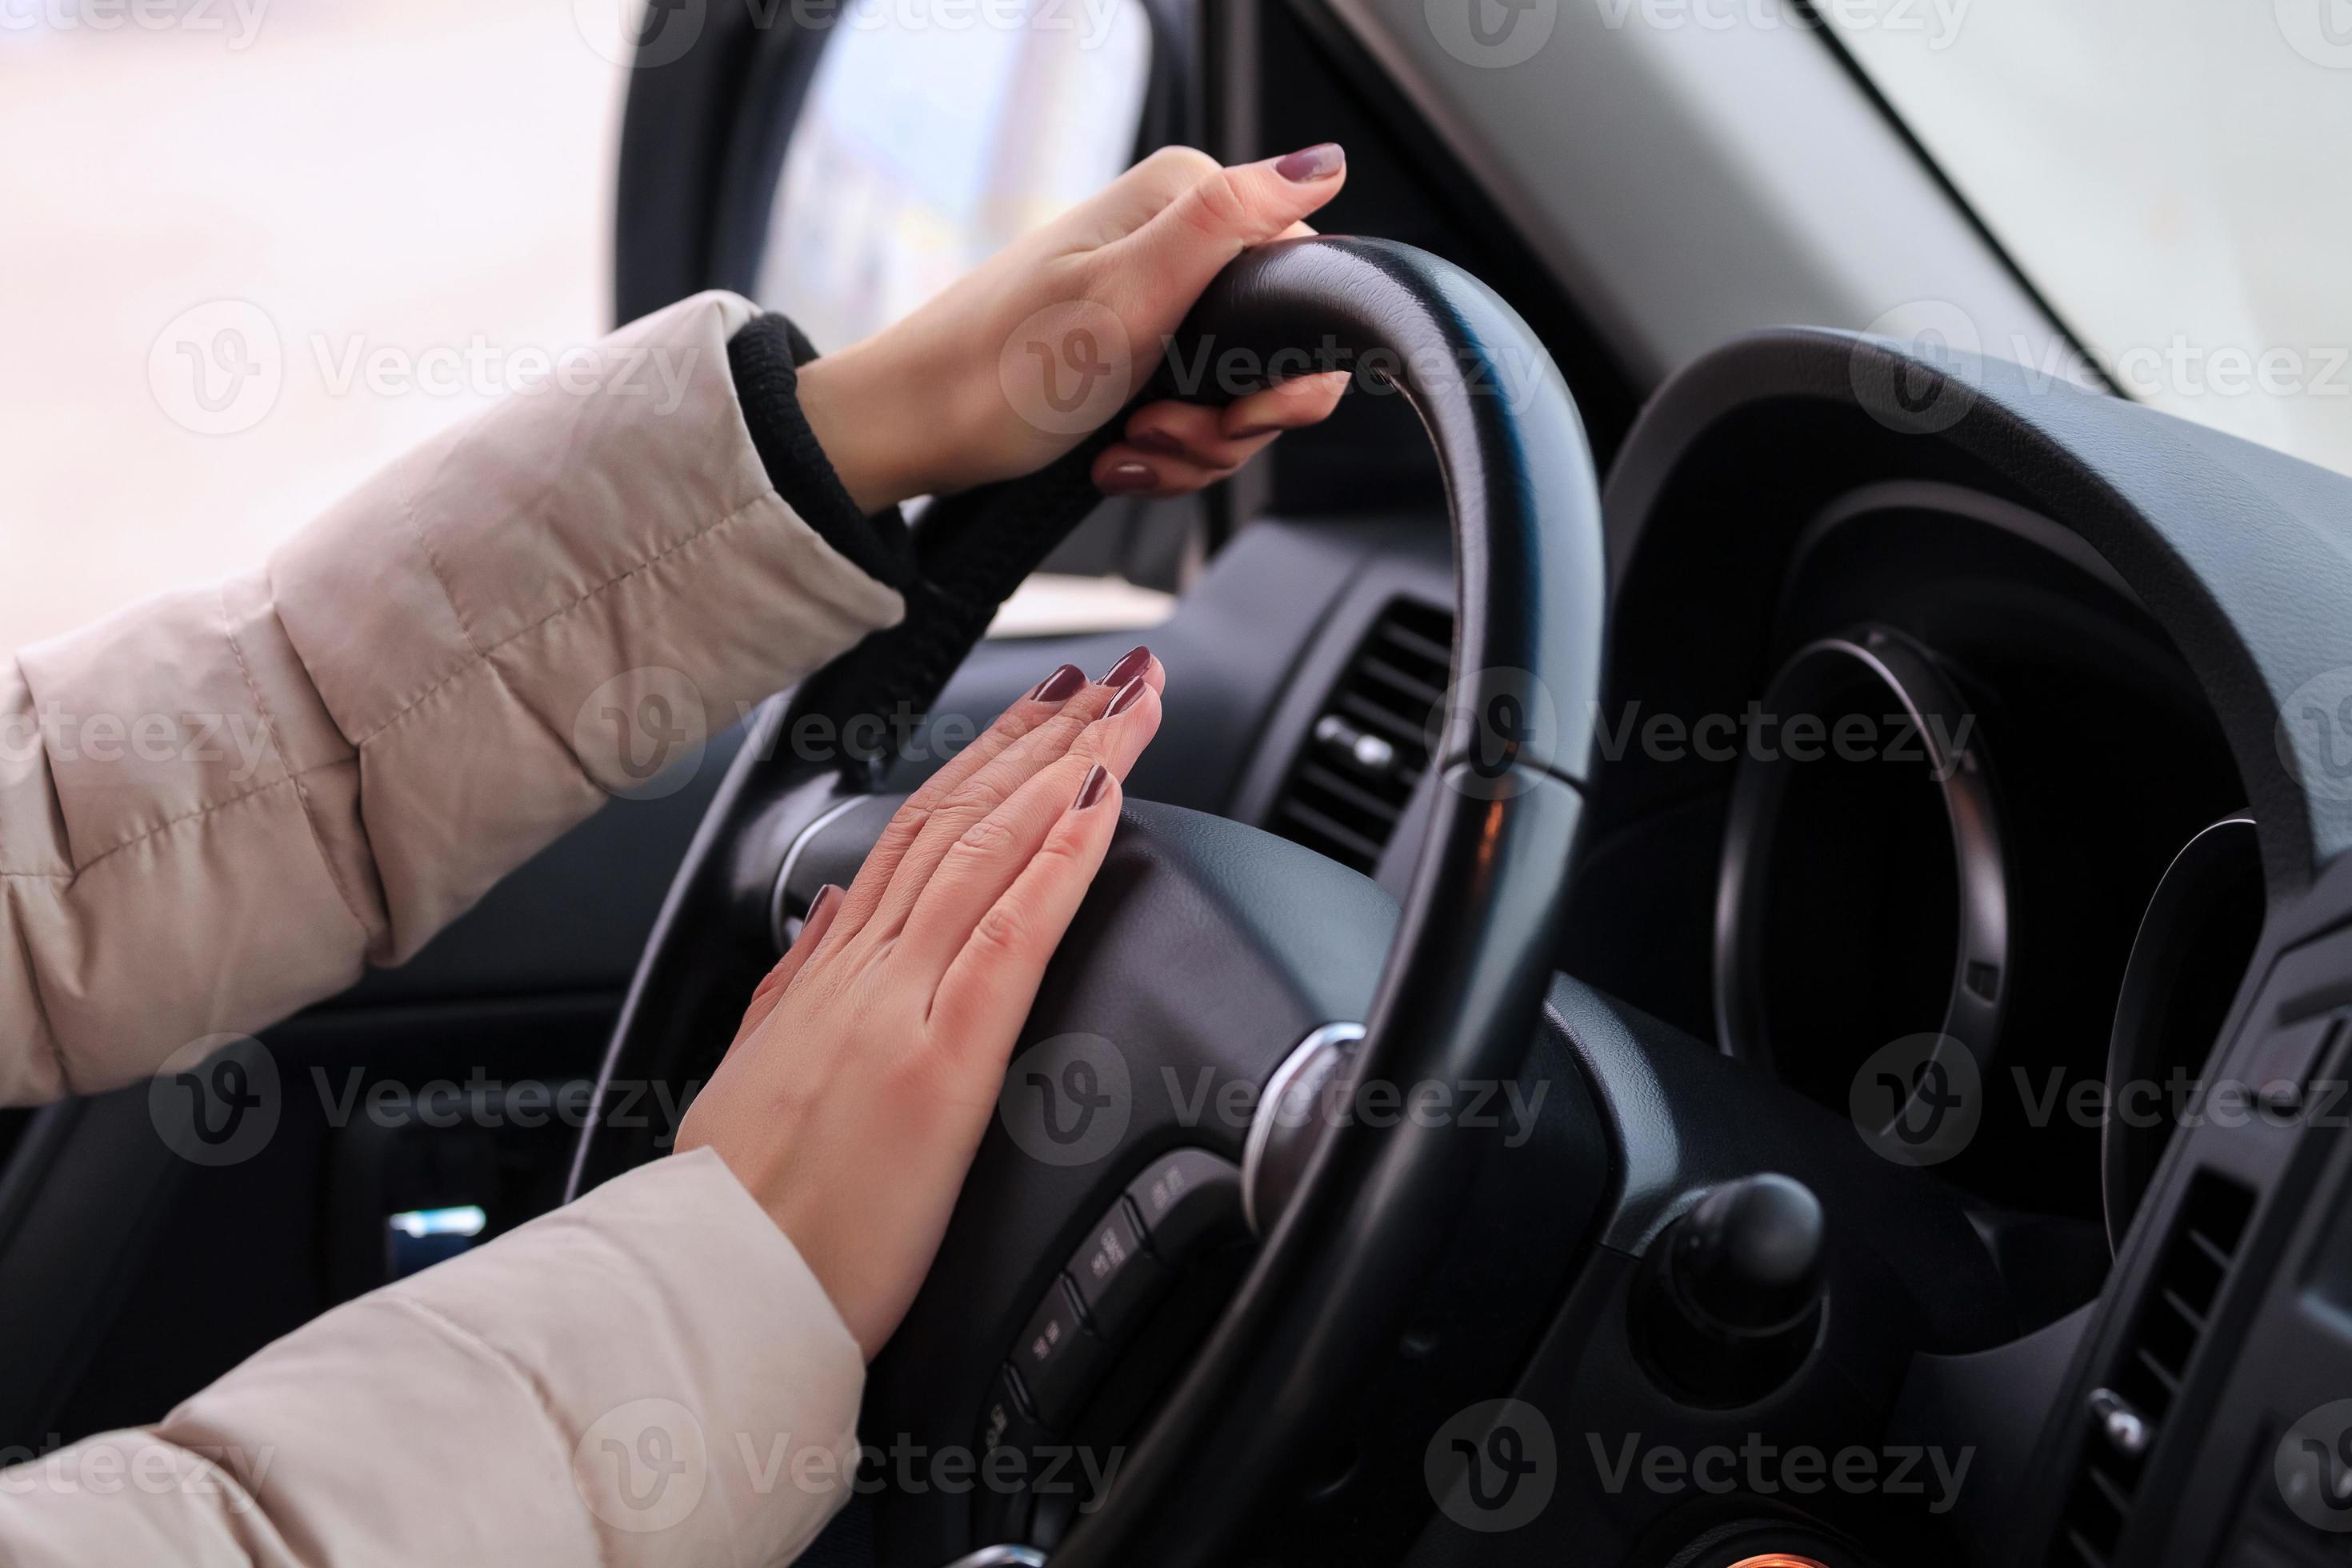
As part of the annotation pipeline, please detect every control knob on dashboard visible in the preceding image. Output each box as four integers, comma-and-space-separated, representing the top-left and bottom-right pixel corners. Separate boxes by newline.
1638, 1174, 1827, 1407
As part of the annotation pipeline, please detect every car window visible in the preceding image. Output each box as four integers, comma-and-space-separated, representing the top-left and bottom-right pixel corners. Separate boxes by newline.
754, 2, 1153, 354
1824, 0, 2352, 476
0, 1, 1172, 652
752, 4, 1180, 635
0, 0, 621, 652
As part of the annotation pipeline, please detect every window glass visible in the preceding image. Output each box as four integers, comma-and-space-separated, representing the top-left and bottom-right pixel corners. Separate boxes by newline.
755, 0, 1154, 354
754, 1, 1174, 630
1828, 0, 2352, 475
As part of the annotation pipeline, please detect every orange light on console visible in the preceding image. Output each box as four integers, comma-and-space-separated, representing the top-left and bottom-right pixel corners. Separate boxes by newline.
1726, 1558, 1829, 1568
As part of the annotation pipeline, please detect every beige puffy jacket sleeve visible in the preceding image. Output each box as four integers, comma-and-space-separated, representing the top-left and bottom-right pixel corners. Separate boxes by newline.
0, 291, 905, 1564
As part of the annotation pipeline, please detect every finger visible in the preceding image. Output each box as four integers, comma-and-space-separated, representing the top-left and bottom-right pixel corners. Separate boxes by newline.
927, 763, 1124, 1038
1221, 371, 1350, 440
894, 682, 1164, 979
1122, 400, 1268, 472
1103, 370, 1350, 494
1094, 449, 1250, 501
1113, 145, 1347, 315
1096, 442, 1251, 496
733, 882, 843, 1049
859, 660, 1164, 945
877, 650, 1161, 906
1083, 145, 1223, 242
825, 659, 1094, 945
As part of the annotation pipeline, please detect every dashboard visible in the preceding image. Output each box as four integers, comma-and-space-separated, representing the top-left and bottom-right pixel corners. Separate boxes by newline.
901, 321, 2352, 1564
1146, 403, 2254, 1293
1583, 481, 2246, 1241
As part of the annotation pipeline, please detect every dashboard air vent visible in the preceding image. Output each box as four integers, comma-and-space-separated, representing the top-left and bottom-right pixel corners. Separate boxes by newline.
1271, 598, 1455, 874
2047, 1169, 2254, 1566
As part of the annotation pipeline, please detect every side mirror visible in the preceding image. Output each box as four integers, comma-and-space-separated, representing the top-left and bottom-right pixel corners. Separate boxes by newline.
612, 0, 1200, 594
750, 7, 1161, 354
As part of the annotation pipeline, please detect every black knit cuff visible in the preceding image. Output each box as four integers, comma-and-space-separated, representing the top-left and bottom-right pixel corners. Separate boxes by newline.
726, 313, 914, 593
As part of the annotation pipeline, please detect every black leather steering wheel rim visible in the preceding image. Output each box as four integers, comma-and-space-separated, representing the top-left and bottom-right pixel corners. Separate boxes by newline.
1042, 236, 1603, 1566
569, 237, 1608, 1564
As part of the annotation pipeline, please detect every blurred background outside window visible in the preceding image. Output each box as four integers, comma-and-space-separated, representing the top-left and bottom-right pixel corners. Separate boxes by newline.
0, 0, 1163, 654
1, 0, 617, 650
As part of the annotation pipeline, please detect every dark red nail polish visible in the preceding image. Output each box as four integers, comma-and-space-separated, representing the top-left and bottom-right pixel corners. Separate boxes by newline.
1073, 763, 1111, 810
1105, 676, 1148, 718
1130, 429, 1186, 458
1099, 462, 1157, 494
1098, 645, 1152, 687
1028, 663, 1086, 702
1274, 142, 1344, 182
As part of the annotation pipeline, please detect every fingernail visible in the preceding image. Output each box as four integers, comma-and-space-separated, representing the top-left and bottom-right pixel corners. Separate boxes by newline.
1028, 663, 1086, 702
1105, 676, 1149, 718
1130, 429, 1186, 458
1227, 422, 1282, 441
1099, 461, 1158, 494
1098, 645, 1152, 687
798, 882, 842, 938
1274, 142, 1344, 182
1073, 763, 1112, 810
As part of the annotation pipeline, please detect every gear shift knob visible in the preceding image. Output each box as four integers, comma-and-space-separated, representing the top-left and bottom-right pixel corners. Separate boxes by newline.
1638, 1173, 1827, 1406
1673, 1172, 1827, 1334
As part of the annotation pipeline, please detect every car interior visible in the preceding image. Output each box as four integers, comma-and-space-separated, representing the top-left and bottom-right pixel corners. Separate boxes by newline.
7, 3, 2352, 1566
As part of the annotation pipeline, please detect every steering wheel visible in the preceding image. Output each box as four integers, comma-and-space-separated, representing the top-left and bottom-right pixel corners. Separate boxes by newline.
570, 236, 1605, 1566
